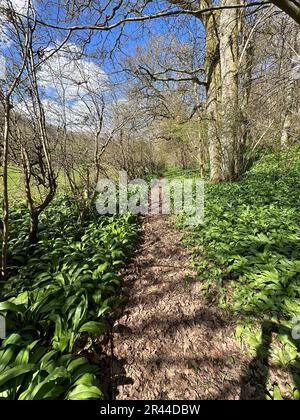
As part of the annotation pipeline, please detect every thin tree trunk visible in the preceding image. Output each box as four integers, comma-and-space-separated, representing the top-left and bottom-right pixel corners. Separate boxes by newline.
281, 99, 292, 148
29, 212, 39, 244
193, 83, 206, 177
239, 23, 254, 174
1, 101, 11, 278
281, 26, 299, 148
21, 145, 39, 244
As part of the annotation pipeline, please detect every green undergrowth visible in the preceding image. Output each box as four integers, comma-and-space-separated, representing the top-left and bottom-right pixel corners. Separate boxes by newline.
0, 196, 138, 399
175, 149, 300, 400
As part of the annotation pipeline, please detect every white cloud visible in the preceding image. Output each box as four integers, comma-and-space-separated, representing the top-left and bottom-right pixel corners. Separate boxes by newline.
38, 44, 109, 131
0, 0, 29, 12
0, 1, 30, 48
42, 98, 98, 131
16, 43, 110, 132
38, 44, 108, 102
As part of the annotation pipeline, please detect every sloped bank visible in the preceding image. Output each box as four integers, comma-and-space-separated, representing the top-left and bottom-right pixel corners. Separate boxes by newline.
179, 150, 300, 400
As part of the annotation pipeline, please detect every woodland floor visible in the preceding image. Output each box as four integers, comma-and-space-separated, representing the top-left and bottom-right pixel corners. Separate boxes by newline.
97, 213, 260, 400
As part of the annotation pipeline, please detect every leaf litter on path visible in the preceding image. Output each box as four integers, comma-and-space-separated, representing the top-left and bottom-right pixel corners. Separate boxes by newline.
104, 215, 257, 400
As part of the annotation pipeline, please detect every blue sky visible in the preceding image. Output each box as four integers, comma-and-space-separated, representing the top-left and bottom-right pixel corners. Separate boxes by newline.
1, 1, 206, 81
0, 0, 206, 129
28, 1, 206, 74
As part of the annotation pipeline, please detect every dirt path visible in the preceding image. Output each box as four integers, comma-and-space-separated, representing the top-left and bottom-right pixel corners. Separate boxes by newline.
107, 214, 254, 400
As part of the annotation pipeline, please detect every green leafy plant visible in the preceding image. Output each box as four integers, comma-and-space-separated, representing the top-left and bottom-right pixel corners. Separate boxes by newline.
0, 196, 138, 399
176, 148, 300, 399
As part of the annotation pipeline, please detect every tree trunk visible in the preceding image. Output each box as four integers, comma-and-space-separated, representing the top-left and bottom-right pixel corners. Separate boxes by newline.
29, 212, 39, 244
281, 114, 291, 148
1, 101, 11, 279
239, 16, 254, 175
203, 7, 222, 183
219, 0, 239, 181
281, 26, 299, 148
21, 145, 39, 245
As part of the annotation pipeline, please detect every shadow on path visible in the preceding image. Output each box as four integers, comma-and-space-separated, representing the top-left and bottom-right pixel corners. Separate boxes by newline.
240, 320, 300, 400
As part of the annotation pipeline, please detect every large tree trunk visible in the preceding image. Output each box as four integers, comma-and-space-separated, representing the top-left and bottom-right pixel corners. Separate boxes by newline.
238, 12, 254, 175
168, 0, 241, 182
219, 0, 239, 181
203, 7, 222, 183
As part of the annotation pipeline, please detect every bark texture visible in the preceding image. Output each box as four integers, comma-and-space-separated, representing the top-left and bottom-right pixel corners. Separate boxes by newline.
272, 0, 300, 25
219, 0, 239, 181
203, 5, 222, 182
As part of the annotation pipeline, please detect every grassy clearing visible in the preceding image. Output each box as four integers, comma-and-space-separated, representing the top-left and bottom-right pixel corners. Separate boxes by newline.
175, 149, 300, 399
0, 166, 75, 204
0, 166, 25, 204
